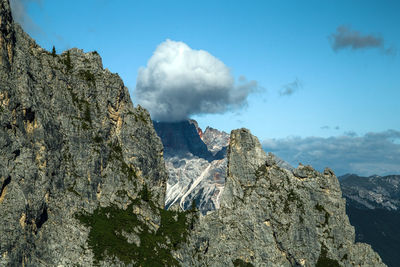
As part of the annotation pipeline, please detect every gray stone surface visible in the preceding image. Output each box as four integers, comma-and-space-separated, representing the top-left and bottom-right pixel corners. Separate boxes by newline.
0, 1, 167, 265
0, 1, 386, 266
177, 129, 385, 267
161, 121, 294, 215
201, 126, 230, 156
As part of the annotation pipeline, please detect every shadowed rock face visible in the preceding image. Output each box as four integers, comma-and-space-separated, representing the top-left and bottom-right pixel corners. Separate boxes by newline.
340, 174, 400, 211
153, 120, 214, 161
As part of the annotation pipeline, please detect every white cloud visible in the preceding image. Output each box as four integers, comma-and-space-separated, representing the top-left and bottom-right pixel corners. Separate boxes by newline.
262, 130, 400, 176
134, 39, 258, 121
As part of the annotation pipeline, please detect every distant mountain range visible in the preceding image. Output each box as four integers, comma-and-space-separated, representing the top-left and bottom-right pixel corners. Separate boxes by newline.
153, 120, 228, 213
339, 174, 400, 267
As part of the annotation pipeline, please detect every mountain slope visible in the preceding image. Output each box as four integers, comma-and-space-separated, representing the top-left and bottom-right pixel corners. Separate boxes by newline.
157, 120, 294, 215
340, 174, 400, 210
176, 129, 385, 266
0, 1, 386, 265
0, 1, 194, 265
340, 174, 400, 267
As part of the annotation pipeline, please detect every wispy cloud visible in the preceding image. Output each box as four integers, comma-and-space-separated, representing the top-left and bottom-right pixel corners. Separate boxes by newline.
10, 0, 42, 34
321, 125, 340, 130
262, 130, 400, 176
279, 78, 302, 96
329, 25, 395, 55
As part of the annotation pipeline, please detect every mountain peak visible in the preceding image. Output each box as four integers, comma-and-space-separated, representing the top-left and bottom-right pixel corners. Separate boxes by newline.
177, 128, 385, 266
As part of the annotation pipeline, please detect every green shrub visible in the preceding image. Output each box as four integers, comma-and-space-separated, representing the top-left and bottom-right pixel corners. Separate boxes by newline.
316, 245, 340, 267
63, 51, 73, 71
51, 46, 56, 57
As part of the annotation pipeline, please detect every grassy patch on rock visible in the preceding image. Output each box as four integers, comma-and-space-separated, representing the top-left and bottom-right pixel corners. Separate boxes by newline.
75, 188, 194, 266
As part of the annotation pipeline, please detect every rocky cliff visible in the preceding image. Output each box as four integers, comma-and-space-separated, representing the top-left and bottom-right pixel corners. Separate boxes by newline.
0, 1, 386, 266
157, 120, 293, 215
177, 129, 385, 266
0, 1, 194, 265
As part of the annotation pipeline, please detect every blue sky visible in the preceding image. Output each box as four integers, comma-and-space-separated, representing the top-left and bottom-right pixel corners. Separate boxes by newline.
14, 0, 400, 175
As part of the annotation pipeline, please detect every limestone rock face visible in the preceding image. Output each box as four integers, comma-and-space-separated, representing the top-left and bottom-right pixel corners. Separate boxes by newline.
0, 1, 386, 266
0, 1, 180, 265
201, 126, 230, 156
159, 120, 294, 215
154, 120, 214, 161
177, 129, 385, 267
0, 0, 14, 72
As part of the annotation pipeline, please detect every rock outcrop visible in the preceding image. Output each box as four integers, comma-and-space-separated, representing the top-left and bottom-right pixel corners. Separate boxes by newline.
201, 126, 230, 157
0, 1, 386, 266
0, 1, 194, 265
177, 129, 385, 266
158, 120, 294, 215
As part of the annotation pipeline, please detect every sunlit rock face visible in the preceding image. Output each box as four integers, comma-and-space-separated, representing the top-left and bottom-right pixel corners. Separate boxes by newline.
0, 1, 174, 265
176, 129, 386, 267
156, 119, 298, 215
